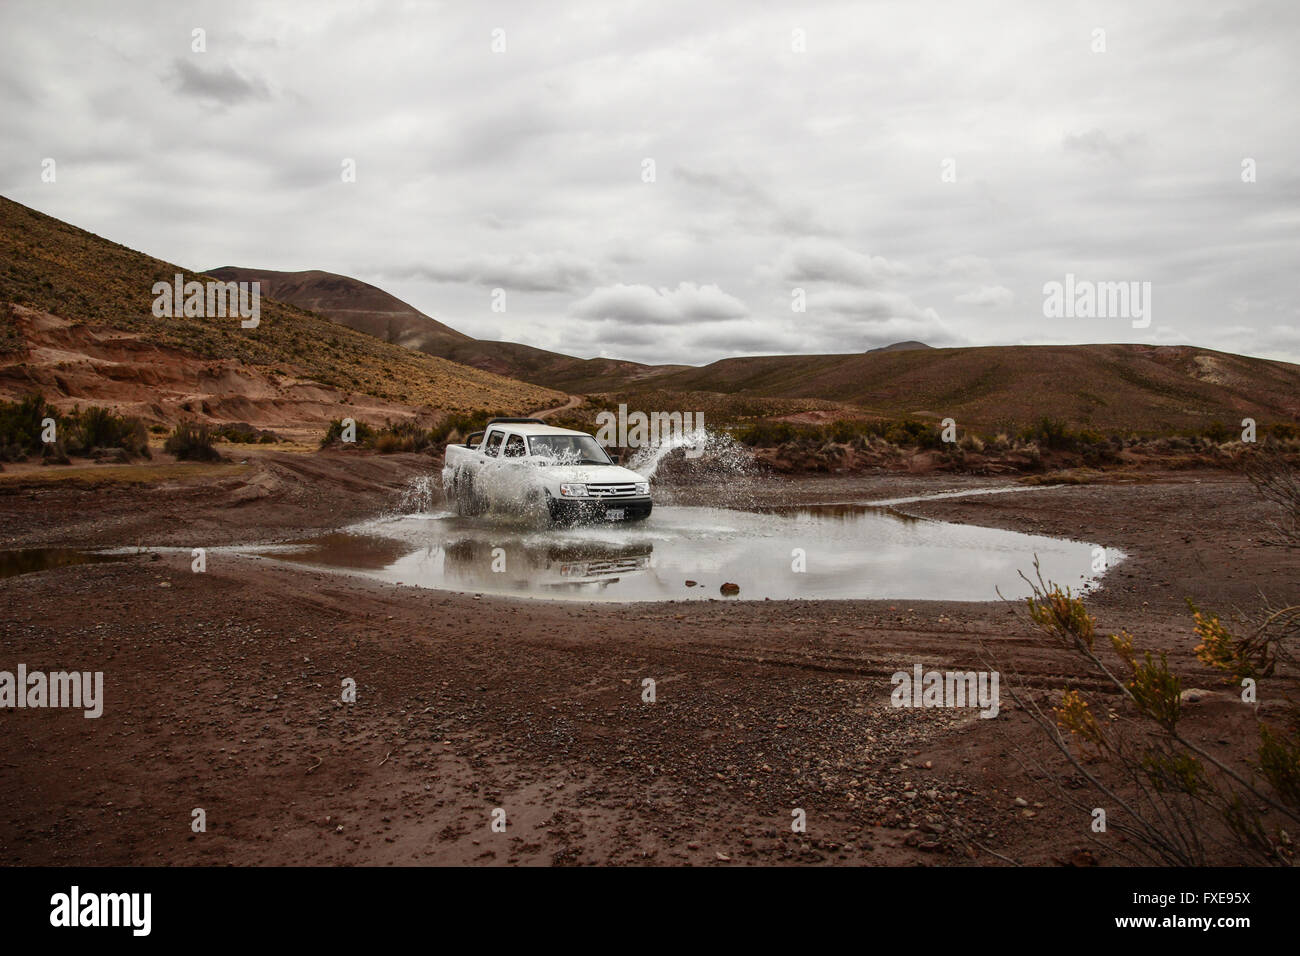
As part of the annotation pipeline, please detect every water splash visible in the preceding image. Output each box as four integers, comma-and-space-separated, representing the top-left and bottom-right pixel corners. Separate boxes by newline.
626, 428, 758, 486
443, 458, 555, 525
394, 474, 440, 515
626, 430, 700, 480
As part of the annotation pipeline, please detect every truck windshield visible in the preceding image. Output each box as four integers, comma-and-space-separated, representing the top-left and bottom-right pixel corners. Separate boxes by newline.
528, 434, 612, 465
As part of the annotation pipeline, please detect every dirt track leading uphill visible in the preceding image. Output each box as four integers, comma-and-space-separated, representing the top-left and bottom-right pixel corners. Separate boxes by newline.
1, 453, 1295, 865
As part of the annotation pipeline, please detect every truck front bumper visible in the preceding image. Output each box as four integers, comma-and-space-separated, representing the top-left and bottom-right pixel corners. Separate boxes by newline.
547, 496, 653, 524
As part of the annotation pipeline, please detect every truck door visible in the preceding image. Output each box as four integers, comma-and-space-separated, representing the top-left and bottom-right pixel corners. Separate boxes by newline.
477, 428, 506, 499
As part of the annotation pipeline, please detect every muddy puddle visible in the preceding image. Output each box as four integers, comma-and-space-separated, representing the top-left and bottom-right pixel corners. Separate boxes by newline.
0, 547, 127, 580
242, 503, 1122, 602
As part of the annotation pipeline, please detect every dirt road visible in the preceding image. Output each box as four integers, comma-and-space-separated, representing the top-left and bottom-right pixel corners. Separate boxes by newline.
528, 394, 584, 420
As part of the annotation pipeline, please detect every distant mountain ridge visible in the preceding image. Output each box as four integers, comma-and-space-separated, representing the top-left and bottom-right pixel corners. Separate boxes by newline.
3, 195, 1297, 436
868, 340, 933, 353
208, 266, 678, 393
211, 264, 1300, 432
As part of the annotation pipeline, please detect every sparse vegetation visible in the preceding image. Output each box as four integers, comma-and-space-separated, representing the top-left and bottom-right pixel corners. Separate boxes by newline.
1001, 462, 1300, 865
320, 410, 517, 453
0, 300, 22, 353
712, 412, 1299, 476
1244, 447, 1300, 548
0, 393, 53, 460
320, 418, 428, 453
1004, 566, 1300, 865
164, 421, 220, 462
428, 409, 508, 444
0, 394, 150, 462
213, 422, 279, 444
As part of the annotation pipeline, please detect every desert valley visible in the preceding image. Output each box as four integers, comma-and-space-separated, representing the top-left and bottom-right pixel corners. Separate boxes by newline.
2, 195, 1298, 871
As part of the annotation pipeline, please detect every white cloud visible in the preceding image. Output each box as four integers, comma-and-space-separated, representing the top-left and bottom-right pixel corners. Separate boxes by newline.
775, 238, 903, 287
955, 285, 1016, 307
570, 282, 749, 325
392, 253, 603, 293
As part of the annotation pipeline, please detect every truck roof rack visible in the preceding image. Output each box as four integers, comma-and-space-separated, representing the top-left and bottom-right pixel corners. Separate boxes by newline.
486, 417, 547, 426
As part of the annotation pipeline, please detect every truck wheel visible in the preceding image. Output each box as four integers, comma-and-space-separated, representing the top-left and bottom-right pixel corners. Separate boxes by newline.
523, 488, 549, 524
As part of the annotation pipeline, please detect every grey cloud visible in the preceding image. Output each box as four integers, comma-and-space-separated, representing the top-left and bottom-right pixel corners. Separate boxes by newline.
674, 163, 839, 238
810, 289, 937, 322
169, 58, 270, 105
672, 165, 766, 201
776, 238, 903, 287
687, 325, 809, 355
955, 285, 1016, 308
397, 253, 605, 293
571, 283, 749, 325
1062, 129, 1145, 161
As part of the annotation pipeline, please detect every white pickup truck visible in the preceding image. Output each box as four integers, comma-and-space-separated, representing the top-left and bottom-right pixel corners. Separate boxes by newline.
442, 418, 653, 523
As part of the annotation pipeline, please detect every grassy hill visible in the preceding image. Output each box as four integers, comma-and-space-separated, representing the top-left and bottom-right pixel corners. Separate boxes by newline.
12, 191, 1296, 437
0, 197, 563, 415
206, 263, 1300, 435
631, 343, 1300, 432
207, 266, 679, 393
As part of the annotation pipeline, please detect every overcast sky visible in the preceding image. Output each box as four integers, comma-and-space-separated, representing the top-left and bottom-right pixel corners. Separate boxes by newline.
2, 0, 1298, 366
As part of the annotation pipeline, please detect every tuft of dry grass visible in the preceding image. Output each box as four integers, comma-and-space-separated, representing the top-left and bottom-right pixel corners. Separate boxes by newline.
0, 462, 249, 489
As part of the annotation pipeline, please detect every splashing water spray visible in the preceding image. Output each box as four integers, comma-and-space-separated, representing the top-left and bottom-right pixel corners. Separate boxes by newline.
393, 473, 440, 516
626, 427, 761, 508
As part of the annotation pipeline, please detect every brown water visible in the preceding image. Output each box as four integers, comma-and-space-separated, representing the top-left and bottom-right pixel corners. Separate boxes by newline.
0, 547, 127, 580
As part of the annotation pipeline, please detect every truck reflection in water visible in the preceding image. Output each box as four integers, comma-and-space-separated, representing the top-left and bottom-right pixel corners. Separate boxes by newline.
441, 538, 653, 593
258, 531, 654, 596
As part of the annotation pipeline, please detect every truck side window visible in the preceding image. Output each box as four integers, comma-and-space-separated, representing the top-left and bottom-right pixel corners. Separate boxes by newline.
503, 434, 526, 457
483, 431, 505, 457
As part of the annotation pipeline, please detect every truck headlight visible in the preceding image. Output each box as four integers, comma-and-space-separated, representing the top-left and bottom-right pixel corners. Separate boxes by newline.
559, 483, 588, 498
635, 482, 649, 496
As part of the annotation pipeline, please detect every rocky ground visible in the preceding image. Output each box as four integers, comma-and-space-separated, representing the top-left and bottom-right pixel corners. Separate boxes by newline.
1, 450, 1295, 865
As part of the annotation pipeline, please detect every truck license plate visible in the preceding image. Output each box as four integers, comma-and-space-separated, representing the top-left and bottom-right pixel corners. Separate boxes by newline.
605, 508, 625, 521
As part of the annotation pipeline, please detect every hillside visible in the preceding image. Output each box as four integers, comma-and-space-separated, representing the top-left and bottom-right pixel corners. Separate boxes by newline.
631, 343, 1300, 432
206, 263, 1300, 435
9, 193, 1297, 439
0, 197, 564, 432
208, 266, 679, 393
206, 267, 474, 356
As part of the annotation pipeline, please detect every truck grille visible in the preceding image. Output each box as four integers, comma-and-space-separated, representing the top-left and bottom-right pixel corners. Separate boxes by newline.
587, 483, 641, 498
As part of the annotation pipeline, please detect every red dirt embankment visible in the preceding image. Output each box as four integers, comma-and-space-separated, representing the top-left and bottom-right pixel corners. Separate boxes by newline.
0, 306, 425, 443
